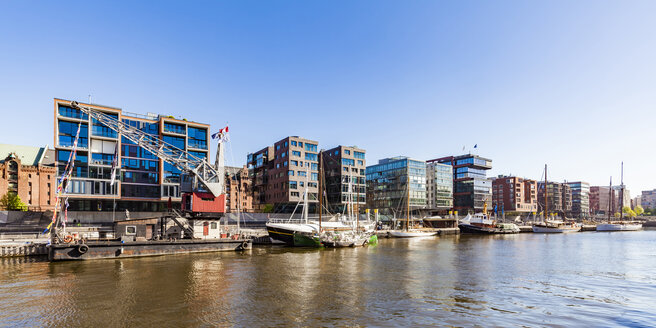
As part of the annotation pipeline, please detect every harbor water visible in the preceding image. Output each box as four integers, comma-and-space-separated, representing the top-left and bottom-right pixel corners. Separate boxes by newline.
1, 230, 655, 327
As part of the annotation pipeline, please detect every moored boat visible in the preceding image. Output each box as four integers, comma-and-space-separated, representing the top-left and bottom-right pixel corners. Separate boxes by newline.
596, 163, 642, 232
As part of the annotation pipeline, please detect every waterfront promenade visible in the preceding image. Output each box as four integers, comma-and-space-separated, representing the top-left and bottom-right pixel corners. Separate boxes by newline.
1, 229, 655, 327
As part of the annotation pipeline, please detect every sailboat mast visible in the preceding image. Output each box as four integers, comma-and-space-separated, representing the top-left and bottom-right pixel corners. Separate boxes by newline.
620, 162, 624, 220
318, 151, 322, 232
544, 164, 548, 221
406, 177, 410, 231
608, 177, 612, 222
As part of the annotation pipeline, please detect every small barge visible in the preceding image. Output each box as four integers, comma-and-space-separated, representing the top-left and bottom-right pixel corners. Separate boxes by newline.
48, 238, 251, 261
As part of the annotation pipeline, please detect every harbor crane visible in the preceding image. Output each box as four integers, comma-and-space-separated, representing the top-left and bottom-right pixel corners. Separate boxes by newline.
70, 101, 226, 215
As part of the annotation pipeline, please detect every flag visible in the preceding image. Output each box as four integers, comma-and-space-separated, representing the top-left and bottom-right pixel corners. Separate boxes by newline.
212, 125, 230, 143
110, 143, 118, 186
474, 144, 478, 148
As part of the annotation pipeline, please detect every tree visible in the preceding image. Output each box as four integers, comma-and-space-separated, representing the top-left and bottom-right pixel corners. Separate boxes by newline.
622, 206, 632, 214
0, 193, 27, 211
626, 209, 637, 218
614, 212, 621, 219
635, 205, 644, 216
261, 204, 274, 213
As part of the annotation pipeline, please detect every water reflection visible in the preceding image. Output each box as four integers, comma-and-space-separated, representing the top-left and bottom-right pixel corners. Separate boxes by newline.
1, 231, 656, 326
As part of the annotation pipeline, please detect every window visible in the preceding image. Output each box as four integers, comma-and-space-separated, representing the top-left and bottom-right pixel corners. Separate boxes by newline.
298, 171, 307, 177
354, 151, 365, 159
211, 222, 217, 229
305, 153, 317, 161
305, 143, 317, 152
92, 116, 118, 138
164, 122, 186, 134
126, 226, 137, 235
289, 181, 297, 189
58, 105, 89, 120
345, 150, 351, 155
58, 121, 88, 148
291, 160, 298, 166
291, 141, 297, 146
311, 173, 318, 181
284, 141, 288, 147
298, 142, 303, 147
311, 163, 318, 170
288, 170, 294, 176
276, 145, 280, 150
188, 127, 207, 149
292, 151, 301, 157
291, 192, 299, 197
357, 160, 364, 166
342, 158, 355, 166
283, 161, 288, 167
163, 136, 185, 150
281, 152, 286, 158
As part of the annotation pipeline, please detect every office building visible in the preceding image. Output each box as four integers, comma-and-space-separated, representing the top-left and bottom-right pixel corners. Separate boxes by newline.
589, 186, 619, 216
566, 181, 590, 219
429, 154, 492, 213
247, 136, 319, 212
366, 156, 427, 215
426, 162, 453, 211
322, 146, 366, 213
0, 144, 56, 211
492, 176, 537, 214
54, 98, 210, 212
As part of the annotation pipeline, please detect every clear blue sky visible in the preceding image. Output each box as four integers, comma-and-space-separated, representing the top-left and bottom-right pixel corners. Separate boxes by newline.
1, 1, 654, 195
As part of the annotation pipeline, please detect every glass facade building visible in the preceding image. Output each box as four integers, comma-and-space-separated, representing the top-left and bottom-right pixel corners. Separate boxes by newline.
54, 98, 210, 212
366, 157, 427, 215
426, 162, 453, 210
430, 154, 492, 213
566, 181, 590, 219
323, 146, 366, 213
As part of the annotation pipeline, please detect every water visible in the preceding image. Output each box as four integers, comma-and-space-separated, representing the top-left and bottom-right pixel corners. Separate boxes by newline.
1, 230, 656, 327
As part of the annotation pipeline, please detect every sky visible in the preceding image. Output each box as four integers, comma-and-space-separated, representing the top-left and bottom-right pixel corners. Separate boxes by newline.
0, 1, 655, 195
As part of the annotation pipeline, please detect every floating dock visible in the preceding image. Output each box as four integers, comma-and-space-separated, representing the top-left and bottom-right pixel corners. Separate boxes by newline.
48, 239, 251, 261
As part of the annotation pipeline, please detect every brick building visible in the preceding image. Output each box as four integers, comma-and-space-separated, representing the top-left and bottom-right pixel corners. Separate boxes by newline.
537, 182, 572, 215
0, 144, 57, 211
225, 166, 253, 213
492, 176, 537, 214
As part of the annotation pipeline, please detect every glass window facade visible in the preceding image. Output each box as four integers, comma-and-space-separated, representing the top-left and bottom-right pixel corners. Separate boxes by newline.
366, 157, 427, 213
188, 127, 207, 149
58, 106, 88, 120
58, 121, 88, 148
164, 122, 185, 134
91, 115, 118, 138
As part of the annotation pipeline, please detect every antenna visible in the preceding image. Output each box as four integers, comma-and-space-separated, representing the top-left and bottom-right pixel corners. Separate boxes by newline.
88, 94, 92, 104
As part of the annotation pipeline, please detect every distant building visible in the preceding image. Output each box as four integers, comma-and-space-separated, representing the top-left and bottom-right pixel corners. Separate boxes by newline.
426, 162, 453, 211
366, 157, 427, 215
590, 186, 619, 216
492, 176, 537, 214
538, 181, 572, 215
322, 146, 366, 214
612, 186, 631, 210
247, 136, 319, 212
641, 189, 656, 209
53, 98, 211, 212
566, 181, 590, 219
631, 196, 641, 209
0, 144, 57, 211
225, 166, 252, 213
428, 154, 492, 213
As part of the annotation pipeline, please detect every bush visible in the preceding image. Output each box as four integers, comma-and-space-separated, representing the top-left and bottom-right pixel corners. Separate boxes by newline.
0, 193, 27, 211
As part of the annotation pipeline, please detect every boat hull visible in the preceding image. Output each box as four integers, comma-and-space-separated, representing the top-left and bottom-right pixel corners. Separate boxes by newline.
48, 239, 251, 261
596, 223, 642, 231
532, 225, 581, 233
266, 226, 321, 247
389, 230, 437, 238
458, 224, 496, 234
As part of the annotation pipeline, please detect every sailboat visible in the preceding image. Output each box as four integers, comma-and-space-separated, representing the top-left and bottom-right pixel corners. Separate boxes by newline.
458, 202, 520, 234
596, 163, 642, 232
532, 164, 581, 233
389, 181, 436, 238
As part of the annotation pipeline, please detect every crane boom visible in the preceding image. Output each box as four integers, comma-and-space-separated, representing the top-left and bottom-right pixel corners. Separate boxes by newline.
70, 101, 224, 197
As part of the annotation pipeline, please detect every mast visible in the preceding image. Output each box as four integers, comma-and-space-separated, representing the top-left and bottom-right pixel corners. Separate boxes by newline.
406, 177, 410, 231
318, 151, 322, 232
608, 177, 612, 222
544, 164, 548, 221
620, 162, 624, 220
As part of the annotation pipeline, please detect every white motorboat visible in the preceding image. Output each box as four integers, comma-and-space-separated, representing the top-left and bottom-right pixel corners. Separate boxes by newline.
596, 222, 642, 231
389, 230, 437, 238
532, 220, 581, 233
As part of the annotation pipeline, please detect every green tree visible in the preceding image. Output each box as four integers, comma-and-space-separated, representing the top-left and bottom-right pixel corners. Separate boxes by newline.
635, 205, 644, 216
622, 206, 632, 213
626, 209, 637, 218
0, 193, 27, 211
261, 204, 274, 213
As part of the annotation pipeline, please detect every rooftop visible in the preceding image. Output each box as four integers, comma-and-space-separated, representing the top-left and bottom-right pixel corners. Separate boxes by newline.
0, 144, 54, 166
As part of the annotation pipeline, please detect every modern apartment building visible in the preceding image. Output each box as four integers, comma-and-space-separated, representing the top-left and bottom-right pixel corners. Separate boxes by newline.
566, 181, 590, 218
537, 182, 572, 215
366, 156, 427, 215
641, 189, 656, 209
322, 146, 366, 213
247, 136, 319, 212
54, 98, 210, 212
426, 162, 453, 211
225, 166, 253, 213
492, 176, 537, 214
0, 144, 56, 211
429, 154, 492, 213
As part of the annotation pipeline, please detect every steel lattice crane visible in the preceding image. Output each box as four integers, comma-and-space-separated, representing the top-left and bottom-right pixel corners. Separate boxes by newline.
70, 101, 226, 214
